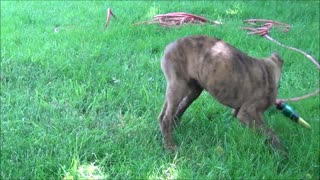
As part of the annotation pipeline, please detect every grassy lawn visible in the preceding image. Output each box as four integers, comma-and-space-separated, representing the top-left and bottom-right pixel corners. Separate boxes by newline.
1, 1, 319, 179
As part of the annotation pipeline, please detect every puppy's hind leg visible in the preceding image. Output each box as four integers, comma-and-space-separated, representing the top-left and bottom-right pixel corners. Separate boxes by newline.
158, 100, 167, 124
174, 82, 203, 124
232, 108, 240, 117
159, 81, 190, 152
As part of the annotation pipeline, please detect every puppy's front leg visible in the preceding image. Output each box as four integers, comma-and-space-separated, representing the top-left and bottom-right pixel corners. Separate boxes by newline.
236, 101, 282, 150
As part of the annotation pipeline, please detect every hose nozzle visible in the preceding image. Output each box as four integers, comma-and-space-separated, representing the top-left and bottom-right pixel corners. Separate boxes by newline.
276, 102, 311, 129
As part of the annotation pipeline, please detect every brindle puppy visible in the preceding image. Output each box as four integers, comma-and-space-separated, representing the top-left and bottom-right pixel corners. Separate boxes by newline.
158, 35, 283, 152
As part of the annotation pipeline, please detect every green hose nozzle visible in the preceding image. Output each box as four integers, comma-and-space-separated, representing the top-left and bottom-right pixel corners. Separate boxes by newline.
276, 102, 311, 129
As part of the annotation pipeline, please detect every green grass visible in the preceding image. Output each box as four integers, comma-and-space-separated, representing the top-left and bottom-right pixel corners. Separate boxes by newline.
1, 1, 319, 179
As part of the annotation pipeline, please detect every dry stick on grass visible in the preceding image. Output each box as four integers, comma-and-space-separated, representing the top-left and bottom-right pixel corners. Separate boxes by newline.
134, 12, 222, 27
242, 19, 320, 103
105, 8, 116, 28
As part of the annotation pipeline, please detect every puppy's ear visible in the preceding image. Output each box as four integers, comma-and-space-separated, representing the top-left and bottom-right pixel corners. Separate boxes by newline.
271, 52, 279, 58
270, 52, 283, 67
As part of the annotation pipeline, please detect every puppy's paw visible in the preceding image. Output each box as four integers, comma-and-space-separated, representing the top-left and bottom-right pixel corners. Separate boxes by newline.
265, 137, 288, 159
165, 143, 179, 154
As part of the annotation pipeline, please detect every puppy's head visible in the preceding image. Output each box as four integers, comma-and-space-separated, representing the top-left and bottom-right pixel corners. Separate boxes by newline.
268, 52, 283, 87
